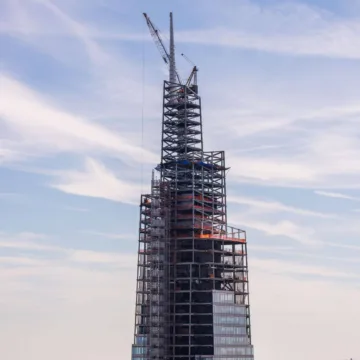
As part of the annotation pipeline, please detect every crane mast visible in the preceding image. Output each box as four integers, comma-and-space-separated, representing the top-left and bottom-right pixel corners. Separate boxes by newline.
143, 12, 181, 84
169, 12, 176, 85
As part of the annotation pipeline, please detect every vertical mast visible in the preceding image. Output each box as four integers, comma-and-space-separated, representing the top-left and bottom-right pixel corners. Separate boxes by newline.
169, 12, 176, 84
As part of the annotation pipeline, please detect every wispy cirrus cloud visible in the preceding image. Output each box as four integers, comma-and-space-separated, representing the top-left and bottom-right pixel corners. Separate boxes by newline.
50, 158, 141, 205
0, 0, 161, 118
1, 0, 360, 192
228, 195, 335, 218
327, 242, 360, 252
176, 24, 360, 60
251, 257, 360, 280
249, 244, 360, 263
231, 210, 360, 254
226, 125, 360, 189
80, 230, 135, 240
315, 190, 360, 202
176, 1, 360, 60
0, 74, 157, 165
228, 214, 320, 246
67, 249, 136, 266
28, 2, 359, 61
0, 231, 136, 266
7, 1, 358, 60
0, 232, 63, 252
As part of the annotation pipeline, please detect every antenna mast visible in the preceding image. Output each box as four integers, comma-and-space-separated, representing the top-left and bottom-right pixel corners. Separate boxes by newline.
169, 12, 176, 84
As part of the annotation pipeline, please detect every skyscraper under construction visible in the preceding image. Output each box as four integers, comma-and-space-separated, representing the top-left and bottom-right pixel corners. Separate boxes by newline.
132, 13, 255, 360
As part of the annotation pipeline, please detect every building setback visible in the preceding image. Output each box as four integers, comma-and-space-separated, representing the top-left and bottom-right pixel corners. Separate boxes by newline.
131, 13, 255, 360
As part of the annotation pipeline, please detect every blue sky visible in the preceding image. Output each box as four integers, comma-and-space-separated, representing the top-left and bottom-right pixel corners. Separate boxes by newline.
0, 0, 360, 359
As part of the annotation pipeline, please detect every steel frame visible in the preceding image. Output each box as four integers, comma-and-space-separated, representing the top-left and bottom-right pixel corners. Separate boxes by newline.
132, 76, 254, 360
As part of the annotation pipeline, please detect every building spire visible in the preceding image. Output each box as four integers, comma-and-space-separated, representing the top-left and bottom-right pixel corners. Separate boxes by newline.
169, 12, 176, 84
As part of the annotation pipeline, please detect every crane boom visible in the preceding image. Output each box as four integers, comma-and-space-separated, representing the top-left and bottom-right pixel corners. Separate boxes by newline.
143, 13, 169, 65
143, 13, 198, 88
181, 53, 198, 88
143, 12, 181, 84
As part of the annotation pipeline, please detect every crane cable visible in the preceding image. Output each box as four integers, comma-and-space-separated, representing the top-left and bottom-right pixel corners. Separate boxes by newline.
140, 21, 145, 193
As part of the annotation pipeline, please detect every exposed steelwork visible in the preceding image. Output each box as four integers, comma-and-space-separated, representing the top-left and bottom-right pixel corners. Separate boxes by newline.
132, 12, 255, 360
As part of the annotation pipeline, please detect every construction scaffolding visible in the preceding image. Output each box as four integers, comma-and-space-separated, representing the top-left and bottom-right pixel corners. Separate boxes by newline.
133, 175, 171, 359
132, 12, 254, 360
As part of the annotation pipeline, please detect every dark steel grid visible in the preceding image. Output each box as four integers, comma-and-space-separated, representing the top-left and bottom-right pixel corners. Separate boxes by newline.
132, 76, 254, 360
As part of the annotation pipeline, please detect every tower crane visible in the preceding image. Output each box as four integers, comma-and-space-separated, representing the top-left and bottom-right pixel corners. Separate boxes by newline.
143, 13, 181, 84
143, 12, 198, 92
181, 53, 198, 89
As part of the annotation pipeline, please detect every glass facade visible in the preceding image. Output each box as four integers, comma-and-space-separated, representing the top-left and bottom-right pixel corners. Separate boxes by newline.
131, 336, 147, 360
213, 290, 254, 360
132, 345, 146, 360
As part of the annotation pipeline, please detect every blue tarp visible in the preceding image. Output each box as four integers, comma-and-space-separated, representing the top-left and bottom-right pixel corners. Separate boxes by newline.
157, 159, 227, 171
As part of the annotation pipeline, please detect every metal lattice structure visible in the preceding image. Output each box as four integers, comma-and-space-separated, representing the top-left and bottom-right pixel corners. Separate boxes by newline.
132, 12, 254, 360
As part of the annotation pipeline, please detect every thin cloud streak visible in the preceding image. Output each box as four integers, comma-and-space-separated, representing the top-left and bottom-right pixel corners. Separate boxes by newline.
315, 190, 360, 202
4, 1, 360, 61
176, 25, 360, 59
249, 245, 360, 263
80, 230, 135, 240
0, 74, 157, 165
50, 158, 141, 204
229, 216, 320, 246
251, 258, 360, 280
0, 233, 136, 267
228, 195, 335, 218
175, 1, 360, 60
